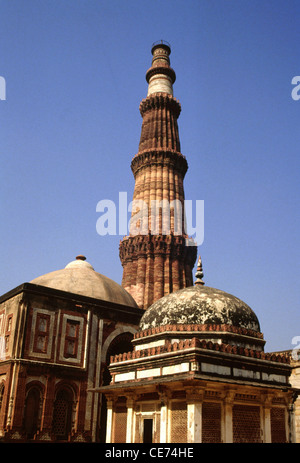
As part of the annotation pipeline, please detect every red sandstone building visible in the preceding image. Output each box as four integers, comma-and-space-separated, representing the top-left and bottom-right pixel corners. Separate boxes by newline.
0, 42, 299, 443
0, 256, 142, 441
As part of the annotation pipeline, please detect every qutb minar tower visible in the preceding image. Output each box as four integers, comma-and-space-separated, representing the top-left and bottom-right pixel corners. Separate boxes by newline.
119, 41, 197, 309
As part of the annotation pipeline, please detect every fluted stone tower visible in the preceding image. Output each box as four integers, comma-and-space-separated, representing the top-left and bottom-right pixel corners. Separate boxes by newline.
119, 42, 197, 309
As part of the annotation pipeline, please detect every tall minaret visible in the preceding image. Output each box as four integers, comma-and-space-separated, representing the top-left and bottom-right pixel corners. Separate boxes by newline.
119, 41, 197, 309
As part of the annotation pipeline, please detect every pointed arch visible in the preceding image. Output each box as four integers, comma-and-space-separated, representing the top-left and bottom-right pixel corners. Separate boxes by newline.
0, 381, 5, 413
52, 382, 77, 441
23, 382, 44, 439
101, 325, 137, 363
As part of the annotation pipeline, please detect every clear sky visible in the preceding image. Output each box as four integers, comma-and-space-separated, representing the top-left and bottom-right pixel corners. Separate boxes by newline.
0, 0, 299, 352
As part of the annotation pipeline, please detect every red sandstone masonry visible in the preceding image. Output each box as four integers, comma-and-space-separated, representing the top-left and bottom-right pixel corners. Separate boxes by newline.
120, 234, 197, 310
119, 49, 197, 310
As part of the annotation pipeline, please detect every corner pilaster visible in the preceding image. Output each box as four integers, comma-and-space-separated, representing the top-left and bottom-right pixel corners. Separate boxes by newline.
186, 387, 205, 443
222, 390, 235, 443
126, 393, 136, 443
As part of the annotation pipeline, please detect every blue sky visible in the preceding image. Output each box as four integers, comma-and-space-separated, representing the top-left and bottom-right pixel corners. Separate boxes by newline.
0, 0, 299, 352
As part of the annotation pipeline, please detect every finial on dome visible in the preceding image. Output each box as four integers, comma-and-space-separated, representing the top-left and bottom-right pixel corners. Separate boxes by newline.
195, 255, 205, 286
65, 255, 94, 270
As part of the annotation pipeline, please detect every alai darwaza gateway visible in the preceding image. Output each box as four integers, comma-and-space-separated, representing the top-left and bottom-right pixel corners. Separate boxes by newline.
0, 42, 298, 443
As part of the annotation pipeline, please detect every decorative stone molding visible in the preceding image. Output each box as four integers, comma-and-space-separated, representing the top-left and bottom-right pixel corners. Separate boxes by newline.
131, 149, 187, 178
139, 94, 181, 118
110, 337, 290, 365
120, 234, 197, 264
134, 323, 265, 340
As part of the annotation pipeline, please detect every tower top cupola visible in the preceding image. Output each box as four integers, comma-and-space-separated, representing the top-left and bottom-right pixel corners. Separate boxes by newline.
146, 40, 176, 96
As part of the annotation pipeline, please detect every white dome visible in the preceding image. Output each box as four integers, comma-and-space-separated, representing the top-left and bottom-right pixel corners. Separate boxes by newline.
30, 255, 138, 308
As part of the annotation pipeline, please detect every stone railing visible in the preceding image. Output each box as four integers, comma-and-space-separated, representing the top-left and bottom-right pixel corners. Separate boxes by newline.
110, 336, 290, 365
134, 323, 264, 340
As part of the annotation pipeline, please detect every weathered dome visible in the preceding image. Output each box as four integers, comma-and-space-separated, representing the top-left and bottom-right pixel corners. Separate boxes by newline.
31, 255, 138, 308
139, 285, 260, 332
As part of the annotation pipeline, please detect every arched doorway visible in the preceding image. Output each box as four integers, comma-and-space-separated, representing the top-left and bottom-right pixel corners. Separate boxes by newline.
23, 387, 41, 439
99, 332, 134, 442
52, 388, 74, 441
0, 382, 4, 413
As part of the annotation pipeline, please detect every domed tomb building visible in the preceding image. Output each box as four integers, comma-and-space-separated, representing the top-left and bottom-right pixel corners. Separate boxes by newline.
0, 255, 143, 442
99, 258, 293, 443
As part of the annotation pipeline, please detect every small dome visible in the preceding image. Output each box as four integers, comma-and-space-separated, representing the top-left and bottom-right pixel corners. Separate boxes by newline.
140, 285, 260, 332
31, 255, 138, 308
